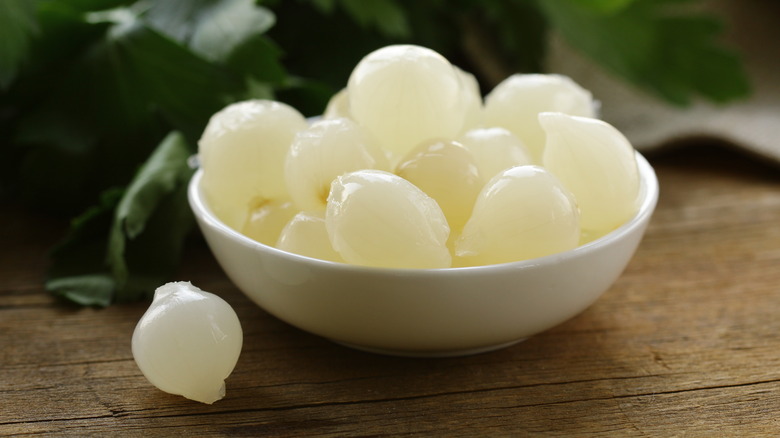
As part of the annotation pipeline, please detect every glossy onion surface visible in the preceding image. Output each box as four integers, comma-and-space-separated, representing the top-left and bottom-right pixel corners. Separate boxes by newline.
326, 170, 451, 269
483, 74, 594, 163
347, 45, 466, 157
540, 112, 640, 239
458, 127, 532, 182
395, 139, 482, 233
285, 118, 388, 212
198, 100, 307, 230
276, 211, 344, 263
455, 66, 483, 133
456, 165, 580, 265
241, 200, 298, 246
323, 88, 351, 120
132, 282, 242, 404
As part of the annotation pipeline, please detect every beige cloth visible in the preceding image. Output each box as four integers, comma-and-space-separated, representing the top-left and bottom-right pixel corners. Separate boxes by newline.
546, 0, 780, 164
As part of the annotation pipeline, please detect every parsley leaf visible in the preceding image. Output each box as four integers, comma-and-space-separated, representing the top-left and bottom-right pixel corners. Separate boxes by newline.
46, 188, 124, 307
537, 0, 750, 105
47, 132, 194, 306
106, 131, 194, 302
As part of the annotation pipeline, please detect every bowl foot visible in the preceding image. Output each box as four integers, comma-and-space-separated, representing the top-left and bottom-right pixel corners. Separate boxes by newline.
332, 338, 528, 358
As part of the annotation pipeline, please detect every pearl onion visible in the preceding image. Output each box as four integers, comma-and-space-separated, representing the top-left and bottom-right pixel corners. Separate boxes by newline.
132, 282, 242, 404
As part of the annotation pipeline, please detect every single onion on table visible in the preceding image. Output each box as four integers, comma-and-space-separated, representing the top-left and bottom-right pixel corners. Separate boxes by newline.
132, 282, 242, 404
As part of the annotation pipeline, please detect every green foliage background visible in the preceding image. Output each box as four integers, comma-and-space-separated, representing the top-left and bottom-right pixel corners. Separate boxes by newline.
0, 0, 750, 306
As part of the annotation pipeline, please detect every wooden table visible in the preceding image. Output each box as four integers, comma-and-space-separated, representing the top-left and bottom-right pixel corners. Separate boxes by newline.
2, 144, 779, 436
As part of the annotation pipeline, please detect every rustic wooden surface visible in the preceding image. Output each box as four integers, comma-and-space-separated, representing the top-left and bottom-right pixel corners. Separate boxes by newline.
1, 144, 779, 437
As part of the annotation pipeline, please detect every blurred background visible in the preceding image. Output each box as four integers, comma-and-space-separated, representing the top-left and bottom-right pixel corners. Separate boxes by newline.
1, 0, 771, 306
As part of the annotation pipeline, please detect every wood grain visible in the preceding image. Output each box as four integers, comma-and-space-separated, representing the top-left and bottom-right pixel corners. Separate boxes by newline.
2, 144, 779, 437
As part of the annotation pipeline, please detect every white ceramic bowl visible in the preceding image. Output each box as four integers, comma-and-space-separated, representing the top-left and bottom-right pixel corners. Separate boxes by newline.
188, 153, 658, 357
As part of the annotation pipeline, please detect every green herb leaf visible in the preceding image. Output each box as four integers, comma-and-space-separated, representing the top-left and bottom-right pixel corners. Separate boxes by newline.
0, 0, 38, 88
309, 0, 337, 14
92, 9, 242, 139
336, 0, 410, 39
13, 5, 241, 212
107, 131, 193, 294
47, 132, 195, 305
46, 275, 116, 307
227, 34, 286, 85
145, 0, 277, 62
569, 0, 638, 14
147, 0, 287, 94
190, 0, 276, 62
537, 0, 751, 105
114, 169, 194, 302
46, 188, 124, 307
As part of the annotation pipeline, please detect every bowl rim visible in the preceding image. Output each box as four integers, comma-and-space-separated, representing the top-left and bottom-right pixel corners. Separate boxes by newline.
188, 151, 658, 277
